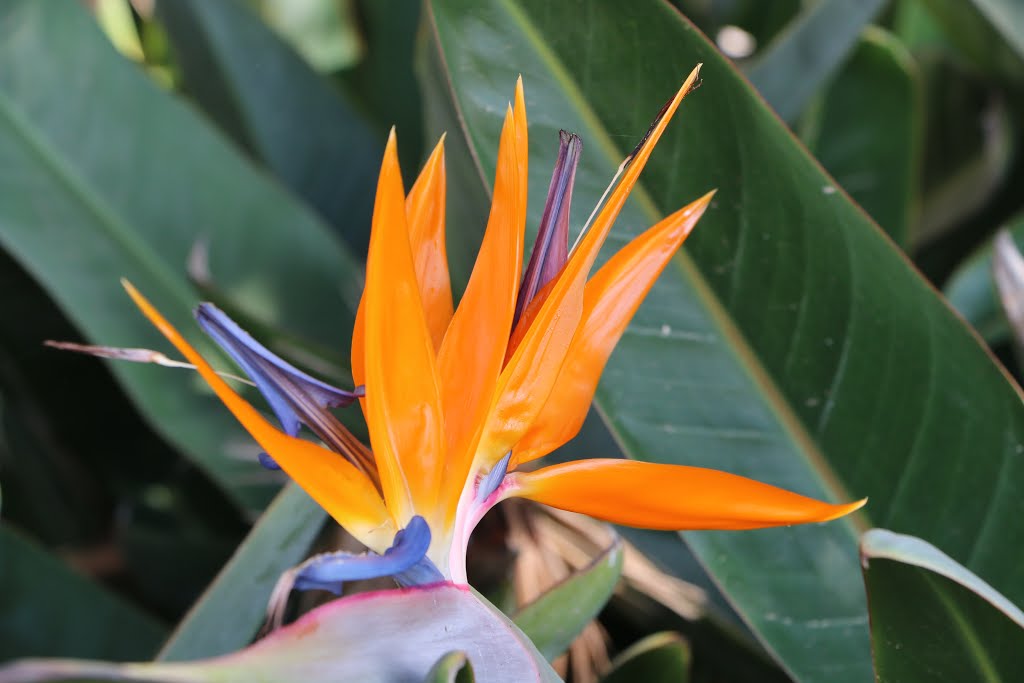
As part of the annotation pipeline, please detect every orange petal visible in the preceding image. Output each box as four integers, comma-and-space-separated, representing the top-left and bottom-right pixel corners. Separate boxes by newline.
510, 459, 866, 530
363, 130, 447, 525
437, 105, 525, 512
122, 281, 394, 552
513, 191, 714, 465
476, 67, 704, 471
405, 136, 453, 351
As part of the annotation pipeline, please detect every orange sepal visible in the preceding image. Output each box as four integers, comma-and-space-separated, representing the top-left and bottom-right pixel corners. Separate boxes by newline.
474, 67, 704, 471
405, 136, 453, 350
437, 105, 525, 513
513, 191, 714, 465
122, 281, 394, 552
509, 459, 866, 530
363, 130, 446, 525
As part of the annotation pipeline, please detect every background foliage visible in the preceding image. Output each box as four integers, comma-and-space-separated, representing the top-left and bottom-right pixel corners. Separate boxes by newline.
1, 0, 1022, 681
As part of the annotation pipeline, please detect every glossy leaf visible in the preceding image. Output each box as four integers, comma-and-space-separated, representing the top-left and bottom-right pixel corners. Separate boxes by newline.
155, 0, 382, 255
861, 529, 1024, 683
803, 28, 922, 245
424, 2, 1024, 680
944, 211, 1024, 345
745, 0, 887, 122
0, 525, 166, 661
513, 537, 623, 661
0, 0, 364, 509
157, 483, 326, 661
0, 585, 560, 683
601, 632, 691, 683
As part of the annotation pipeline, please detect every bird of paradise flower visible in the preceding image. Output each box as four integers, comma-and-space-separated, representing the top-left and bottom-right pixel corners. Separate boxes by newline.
118, 65, 864, 593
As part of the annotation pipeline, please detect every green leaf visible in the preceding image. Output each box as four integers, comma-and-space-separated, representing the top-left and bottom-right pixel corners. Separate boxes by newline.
0, 0, 365, 509
424, 651, 475, 683
803, 28, 922, 246
918, 0, 1024, 82
943, 211, 1024, 345
0, 524, 166, 660
157, 483, 326, 661
155, 0, 382, 256
744, 0, 887, 122
601, 632, 691, 683
0, 585, 560, 683
513, 537, 622, 662
423, 2, 1024, 680
861, 529, 1024, 683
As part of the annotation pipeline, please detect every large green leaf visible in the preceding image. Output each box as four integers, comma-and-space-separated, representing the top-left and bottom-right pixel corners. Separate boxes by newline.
745, 0, 887, 123
803, 28, 922, 245
861, 529, 1024, 682
423, 1, 1024, 680
157, 483, 326, 661
601, 632, 691, 683
155, 0, 382, 256
0, 0, 365, 509
0, 524, 166, 661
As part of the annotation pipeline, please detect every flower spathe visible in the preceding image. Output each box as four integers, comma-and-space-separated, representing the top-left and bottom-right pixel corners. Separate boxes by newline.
124, 64, 865, 586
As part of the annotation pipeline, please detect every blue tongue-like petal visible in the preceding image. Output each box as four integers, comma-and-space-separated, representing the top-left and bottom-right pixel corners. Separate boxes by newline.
196, 304, 359, 434
292, 516, 441, 594
195, 304, 376, 480
513, 131, 582, 328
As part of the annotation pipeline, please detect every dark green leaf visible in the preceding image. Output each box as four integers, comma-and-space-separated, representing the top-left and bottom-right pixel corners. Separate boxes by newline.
0, 524, 166, 661
601, 632, 690, 683
862, 529, 1024, 683
918, 0, 1024, 83
745, 0, 887, 122
0, 0, 365, 509
157, 483, 326, 661
803, 28, 922, 245
423, 2, 1024, 680
513, 538, 623, 661
156, 0, 382, 256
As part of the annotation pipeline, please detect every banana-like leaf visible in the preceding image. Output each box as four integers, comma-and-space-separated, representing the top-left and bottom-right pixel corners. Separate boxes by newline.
0, 585, 560, 683
802, 27, 922, 246
0, 525, 166, 660
745, 0, 887, 122
861, 529, 1024, 682
918, 0, 1024, 82
0, 0, 365, 509
422, 1, 1024, 680
155, 0, 382, 256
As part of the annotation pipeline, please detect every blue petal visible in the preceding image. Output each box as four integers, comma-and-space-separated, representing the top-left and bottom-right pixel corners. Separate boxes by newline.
477, 451, 512, 502
196, 304, 359, 437
257, 452, 282, 470
513, 131, 582, 328
195, 304, 376, 479
292, 516, 437, 594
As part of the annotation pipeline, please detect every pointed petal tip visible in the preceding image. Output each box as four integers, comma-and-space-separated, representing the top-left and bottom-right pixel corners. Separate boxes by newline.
823, 497, 868, 522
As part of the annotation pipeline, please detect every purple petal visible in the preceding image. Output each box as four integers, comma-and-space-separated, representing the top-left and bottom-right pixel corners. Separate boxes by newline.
513, 131, 582, 328
257, 452, 282, 470
477, 451, 511, 503
195, 305, 375, 479
293, 516, 437, 594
